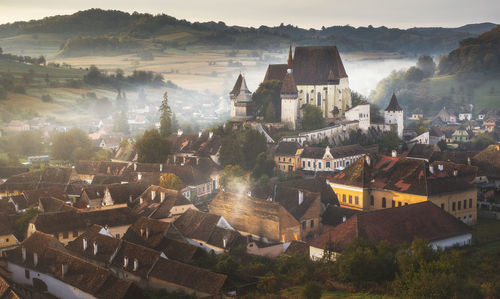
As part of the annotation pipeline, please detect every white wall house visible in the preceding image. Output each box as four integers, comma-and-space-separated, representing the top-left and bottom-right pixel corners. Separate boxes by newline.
345, 104, 370, 131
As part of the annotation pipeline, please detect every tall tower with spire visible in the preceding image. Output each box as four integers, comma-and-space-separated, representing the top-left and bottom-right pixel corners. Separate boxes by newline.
287, 43, 293, 68
384, 93, 404, 138
281, 69, 299, 130
229, 74, 254, 122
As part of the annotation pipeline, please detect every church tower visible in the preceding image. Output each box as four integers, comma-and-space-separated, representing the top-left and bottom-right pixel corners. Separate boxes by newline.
384, 93, 404, 138
281, 69, 299, 130
230, 74, 254, 122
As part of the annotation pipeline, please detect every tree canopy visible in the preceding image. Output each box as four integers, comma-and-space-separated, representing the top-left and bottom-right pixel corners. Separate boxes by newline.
159, 91, 172, 138
135, 129, 171, 163
160, 173, 184, 190
51, 128, 92, 161
302, 105, 324, 130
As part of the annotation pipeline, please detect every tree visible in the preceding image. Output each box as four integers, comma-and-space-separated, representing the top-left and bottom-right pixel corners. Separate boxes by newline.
351, 91, 368, 107
241, 130, 267, 170
301, 282, 322, 299
8, 131, 44, 156
405, 66, 425, 82
416, 55, 436, 77
220, 165, 246, 192
473, 134, 494, 150
171, 112, 179, 133
437, 139, 448, 151
92, 149, 112, 161
416, 118, 427, 135
219, 135, 243, 167
14, 207, 40, 240
113, 111, 130, 134
160, 173, 184, 190
51, 128, 92, 161
159, 91, 172, 138
378, 129, 402, 153
252, 80, 282, 118
264, 102, 277, 122
252, 153, 275, 180
135, 129, 171, 163
302, 104, 324, 130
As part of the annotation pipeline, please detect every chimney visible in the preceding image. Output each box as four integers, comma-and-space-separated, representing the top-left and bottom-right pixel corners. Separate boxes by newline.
438, 164, 443, 171
342, 216, 347, 223
129, 195, 132, 203
198, 131, 202, 138
453, 169, 458, 177
196, 157, 199, 165
145, 227, 150, 239
223, 237, 227, 249
325, 179, 330, 185
183, 156, 186, 164
123, 256, 128, 268
209, 132, 213, 139
137, 173, 142, 181
133, 259, 139, 271
298, 190, 304, 205
160, 192, 165, 202
365, 155, 371, 166
391, 150, 397, 158
139, 197, 143, 205
467, 157, 471, 166
22, 246, 26, 262
61, 264, 68, 278
134, 163, 137, 171
93, 241, 98, 255
33, 253, 38, 266
151, 190, 156, 200
83, 238, 88, 251
177, 129, 183, 136
173, 155, 177, 163
429, 165, 434, 174
159, 164, 163, 172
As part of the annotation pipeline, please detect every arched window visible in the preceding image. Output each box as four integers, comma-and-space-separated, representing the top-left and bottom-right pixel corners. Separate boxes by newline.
306, 93, 310, 104
317, 92, 322, 106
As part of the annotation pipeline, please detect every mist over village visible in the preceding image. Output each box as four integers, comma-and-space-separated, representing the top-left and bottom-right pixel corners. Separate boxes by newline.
0, 1, 498, 298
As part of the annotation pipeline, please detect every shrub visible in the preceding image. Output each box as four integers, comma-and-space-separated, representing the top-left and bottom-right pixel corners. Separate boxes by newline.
41, 94, 53, 102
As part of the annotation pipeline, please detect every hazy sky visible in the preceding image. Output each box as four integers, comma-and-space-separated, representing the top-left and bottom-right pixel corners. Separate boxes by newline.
0, 0, 499, 28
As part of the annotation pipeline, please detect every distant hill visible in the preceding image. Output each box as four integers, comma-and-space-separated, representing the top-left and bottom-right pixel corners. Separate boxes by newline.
0, 9, 497, 57
371, 25, 500, 117
439, 25, 500, 74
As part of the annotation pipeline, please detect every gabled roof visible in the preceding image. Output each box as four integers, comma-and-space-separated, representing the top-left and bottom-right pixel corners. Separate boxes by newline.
272, 187, 321, 221
122, 216, 181, 249
263, 64, 288, 82
275, 141, 301, 156
292, 46, 348, 85
66, 224, 121, 265
75, 161, 128, 176
167, 133, 222, 157
321, 205, 363, 227
149, 258, 227, 295
407, 144, 439, 160
132, 186, 191, 219
0, 167, 29, 179
39, 196, 75, 213
230, 74, 243, 96
110, 241, 161, 279
23, 186, 69, 207
385, 93, 403, 112
310, 202, 472, 251
174, 209, 241, 249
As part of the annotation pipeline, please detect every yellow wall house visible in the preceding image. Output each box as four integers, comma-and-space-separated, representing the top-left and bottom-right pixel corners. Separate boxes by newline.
325, 155, 478, 224
274, 142, 302, 173
0, 218, 19, 255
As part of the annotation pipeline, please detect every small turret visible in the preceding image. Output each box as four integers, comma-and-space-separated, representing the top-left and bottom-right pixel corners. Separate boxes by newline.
287, 43, 293, 68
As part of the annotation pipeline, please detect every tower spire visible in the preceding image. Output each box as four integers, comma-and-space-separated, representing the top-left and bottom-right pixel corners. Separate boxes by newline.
287, 42, 293, 68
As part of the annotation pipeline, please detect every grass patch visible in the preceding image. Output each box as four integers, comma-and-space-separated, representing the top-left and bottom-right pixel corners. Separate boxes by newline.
472, 216, 500, 251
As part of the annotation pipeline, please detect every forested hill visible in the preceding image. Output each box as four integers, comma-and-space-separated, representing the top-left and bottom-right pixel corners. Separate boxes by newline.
439, 25, 500, 74
0, 9, 497, 55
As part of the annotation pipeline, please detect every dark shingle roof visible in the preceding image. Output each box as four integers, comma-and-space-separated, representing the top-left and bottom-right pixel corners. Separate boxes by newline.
385, 93, 403, 112
275, 141, 300, 156
310, 202, 472, 251
263, 64, 288, 82
321, 205, 363, 227
292, 46, 348, 85
280, 71, 298, 95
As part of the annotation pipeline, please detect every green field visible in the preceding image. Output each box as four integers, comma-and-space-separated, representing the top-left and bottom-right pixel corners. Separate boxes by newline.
472, 215, 500, 252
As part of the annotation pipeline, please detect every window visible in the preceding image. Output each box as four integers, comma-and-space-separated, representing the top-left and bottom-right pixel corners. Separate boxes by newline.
349, 195, 352, 204
316, 92, 322, 106
62, 231, 68, 239
382, 197, 386, 208
318, 162, 322, 169
346, 161, 350, 167
306, 93, 310, 104
405, 203, 408, 206
452, 202, 456, 211
458, 201, 461, 210
116, 234, 120, 238
463, 200, 467, 209
310, 219, 314, 228
326, 162, 330, 168
370, 196, 374, 206
441, 203, 445, 209
289, 158, 292, 162
302, 221, 306, 229
302, 161, 305, 168
398, 201, 402, 207
469, 198, 472, 208
73, 231, 78, 238
342, 194, 346, 203
392, 200, 395, 208
355, 196, 359, 205
308, 161, 311, 167
25, 270, 30, 279
53, 233, 58, 239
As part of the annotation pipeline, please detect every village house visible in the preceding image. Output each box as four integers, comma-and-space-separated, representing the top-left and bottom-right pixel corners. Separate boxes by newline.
27, 206, 139, 244
473, 144, 500, 190
345, 104, 370, 131
0, 167, 29, 184
246, 239, 310, 258
78, 183, 148, 208
409, 108, 423, 120
429, 126, 446, 145
74, 161, 129, 184
167, 130, 222, 164
434, 107, 458, 124
298, 144, 366, 174
210, 189, 324, 242
4, 231, 145, 298
66, 224, 229, 297
132, 185, 197, 221
6, 120, 30, 132
451, 126, 473, 143
173, 209, 243, 253
0, 216, 19, 255
326, 154, 479, 224
309, 202, 473, 260
274, 141, 302, 173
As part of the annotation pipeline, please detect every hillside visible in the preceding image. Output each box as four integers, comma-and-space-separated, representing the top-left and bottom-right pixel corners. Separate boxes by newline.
0, 9, 497, 58
371, 25, 500, 117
